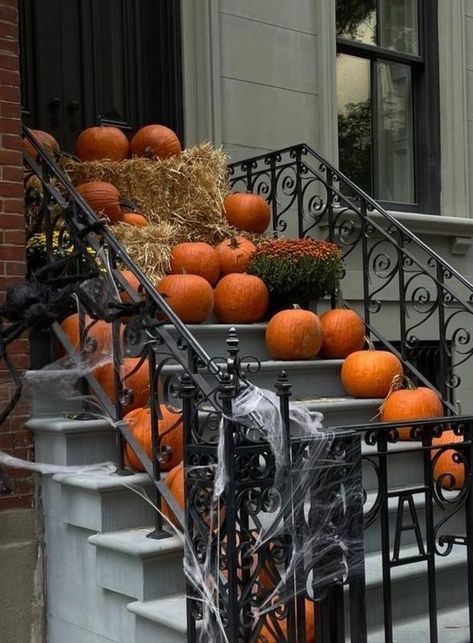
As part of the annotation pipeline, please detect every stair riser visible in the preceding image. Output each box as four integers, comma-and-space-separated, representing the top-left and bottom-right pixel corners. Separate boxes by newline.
134, 618, 186, 643
95, 548, 185, 601
362, 448, 427, 493
62, 485, 157, 532
34, 426, 118, 467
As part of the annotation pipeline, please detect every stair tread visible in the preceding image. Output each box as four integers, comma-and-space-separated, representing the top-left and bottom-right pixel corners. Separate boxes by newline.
53, 470, 154, 492
27, 416, 114, 434
127, 594, 188, 632
89, 528, 182, 558
126, 546, 467, 633
161, 358, 344, 372
293, 396, 382, 410
368, 605, 470, 642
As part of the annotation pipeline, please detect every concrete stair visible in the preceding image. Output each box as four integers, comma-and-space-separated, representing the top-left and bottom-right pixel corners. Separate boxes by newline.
30, 321, 469, 642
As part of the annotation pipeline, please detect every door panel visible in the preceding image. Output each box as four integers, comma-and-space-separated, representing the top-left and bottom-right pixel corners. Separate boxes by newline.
19, 0, 183, 151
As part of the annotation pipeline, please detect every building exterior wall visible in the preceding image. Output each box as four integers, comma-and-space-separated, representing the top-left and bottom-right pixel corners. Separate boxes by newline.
0, 1, 36, 640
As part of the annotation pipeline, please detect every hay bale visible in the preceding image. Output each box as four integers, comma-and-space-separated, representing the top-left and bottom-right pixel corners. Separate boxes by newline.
62, 144, 228, 231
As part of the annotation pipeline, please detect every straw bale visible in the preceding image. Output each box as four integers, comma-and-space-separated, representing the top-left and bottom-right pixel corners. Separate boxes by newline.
62, 144, 228, 230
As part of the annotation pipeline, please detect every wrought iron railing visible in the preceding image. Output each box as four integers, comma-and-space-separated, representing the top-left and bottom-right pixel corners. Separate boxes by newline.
19, 129, 473, 642
229, 144, 473, 414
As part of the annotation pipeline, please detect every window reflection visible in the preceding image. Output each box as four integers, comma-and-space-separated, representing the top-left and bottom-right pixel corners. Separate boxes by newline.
376, 62, 414, 203
337, 55, 372, 195
380, 0, 419, 55
336, 0, 376, 45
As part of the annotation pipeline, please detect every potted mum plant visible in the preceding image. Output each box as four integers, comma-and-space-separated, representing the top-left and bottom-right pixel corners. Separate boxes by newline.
247, 238, 343, 313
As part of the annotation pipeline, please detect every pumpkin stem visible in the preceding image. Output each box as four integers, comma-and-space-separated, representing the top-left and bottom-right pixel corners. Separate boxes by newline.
119, 198, 138, 212
229, 235, 239, 250
378, 374, 415, 416
364, 335, 375, 351
292, 304, 301, 310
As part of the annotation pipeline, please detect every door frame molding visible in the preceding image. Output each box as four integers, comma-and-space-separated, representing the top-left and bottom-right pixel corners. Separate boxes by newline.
180, 0, 222, 147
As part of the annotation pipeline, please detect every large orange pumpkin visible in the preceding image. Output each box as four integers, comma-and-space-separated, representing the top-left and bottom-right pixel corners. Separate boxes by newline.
23, 128, 60, 158
162, 462, 184, 526
93, 357, 150, 412
124, 405, 183, 472
381, 379, 444, 440
319, 308, 365, 358
432, 430, 465, 490
122, 212, 149, 227
76, 181, 123, 223
265, 306, 323, 360
260, 600, 316, 642
75, 126, 129, 161
156, 274, 214, 323
215, 236, 256, 275
130, 124, 181, 159
60, 313, 113, 355
341, 341, 403, 398
214, 274, 269, 323
170, 242, 220, 286
223, 193, 271, 233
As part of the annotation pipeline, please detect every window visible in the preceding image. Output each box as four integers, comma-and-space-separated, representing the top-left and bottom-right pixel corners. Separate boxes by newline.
336, 0, 440, 212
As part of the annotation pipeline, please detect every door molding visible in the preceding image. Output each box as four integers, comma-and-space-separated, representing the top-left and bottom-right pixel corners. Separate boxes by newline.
181, 0, 222, 147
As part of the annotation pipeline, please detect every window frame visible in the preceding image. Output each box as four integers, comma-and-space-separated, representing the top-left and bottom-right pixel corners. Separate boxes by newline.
336, 0, 440, 214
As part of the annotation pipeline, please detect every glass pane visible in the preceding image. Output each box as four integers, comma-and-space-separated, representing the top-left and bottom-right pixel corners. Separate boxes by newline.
380, 0, 419, 55
337, 54, 372, 195
376, 61, 414, 203
336, 0, 377, 46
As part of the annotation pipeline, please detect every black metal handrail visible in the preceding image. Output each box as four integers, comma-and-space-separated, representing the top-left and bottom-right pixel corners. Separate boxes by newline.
229, 143, 473, 413
21, 129, 473, 643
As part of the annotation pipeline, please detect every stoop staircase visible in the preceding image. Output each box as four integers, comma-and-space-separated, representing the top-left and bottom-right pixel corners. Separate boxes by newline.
29, 324, 470, 642
22, 130, 473, 642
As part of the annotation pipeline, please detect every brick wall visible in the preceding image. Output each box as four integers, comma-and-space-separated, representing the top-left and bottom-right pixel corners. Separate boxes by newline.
0, 0, 33, 509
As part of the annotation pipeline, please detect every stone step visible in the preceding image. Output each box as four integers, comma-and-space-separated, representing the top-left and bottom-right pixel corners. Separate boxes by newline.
28, 416, 118, 467
53, 471, 157, 532
127, 595, 188, 643
128, 323, 270, 361
367, 605, 470, 643
126, 545, 468, 642
295, 396, 380, 427
160, 357, 346, 398
89, 528, 185, 601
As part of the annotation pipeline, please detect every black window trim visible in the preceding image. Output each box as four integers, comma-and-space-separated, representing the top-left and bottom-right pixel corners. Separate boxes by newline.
336, 0, 440, 215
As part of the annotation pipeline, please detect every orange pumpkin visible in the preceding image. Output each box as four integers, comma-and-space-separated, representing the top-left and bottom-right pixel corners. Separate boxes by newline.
23, 128, 60, 158
319, 308, 365, 358
341, 340, 403, 398
162, 462, 184, 526
214, 274, 269, 323
76, 181, 123, 223
93, 357, 150, 412
223, 193, 271, 233
432, 430, 465, 490
170, 242, 220, 286
130, 124, 181, 159
215, 236, 256, 275
124, 405, 183, 472
265, 306, 323, 360
156, 274, 214, 323
75, 126, 129, 161
260, 600, 315, 642
381, 379, 444, 440
60, 313, 113, 355
122, 212, 149, 227
118, 270, 142, 303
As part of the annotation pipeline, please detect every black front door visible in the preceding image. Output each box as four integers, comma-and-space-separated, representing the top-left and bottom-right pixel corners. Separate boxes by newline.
19, 0, 183, 152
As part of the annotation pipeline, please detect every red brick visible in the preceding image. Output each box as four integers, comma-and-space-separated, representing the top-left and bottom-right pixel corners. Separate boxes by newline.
0, 148, 21, 165
0, 5, 17, 22
0, 244, 24, 260
0, 20, 17, 40
2, 166, 23, 182
4, 228, 24, 244
0, 38, 18, 55
0, 116, 20, 134
1, 133, 21, 150
0, 84, 19, 102
0, 495, 33, 510
2, 261, 25, 275
0, 200, 24, 216
0, 101, 19, 119
0, 181, 22, 197
0, 51, 17, 70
